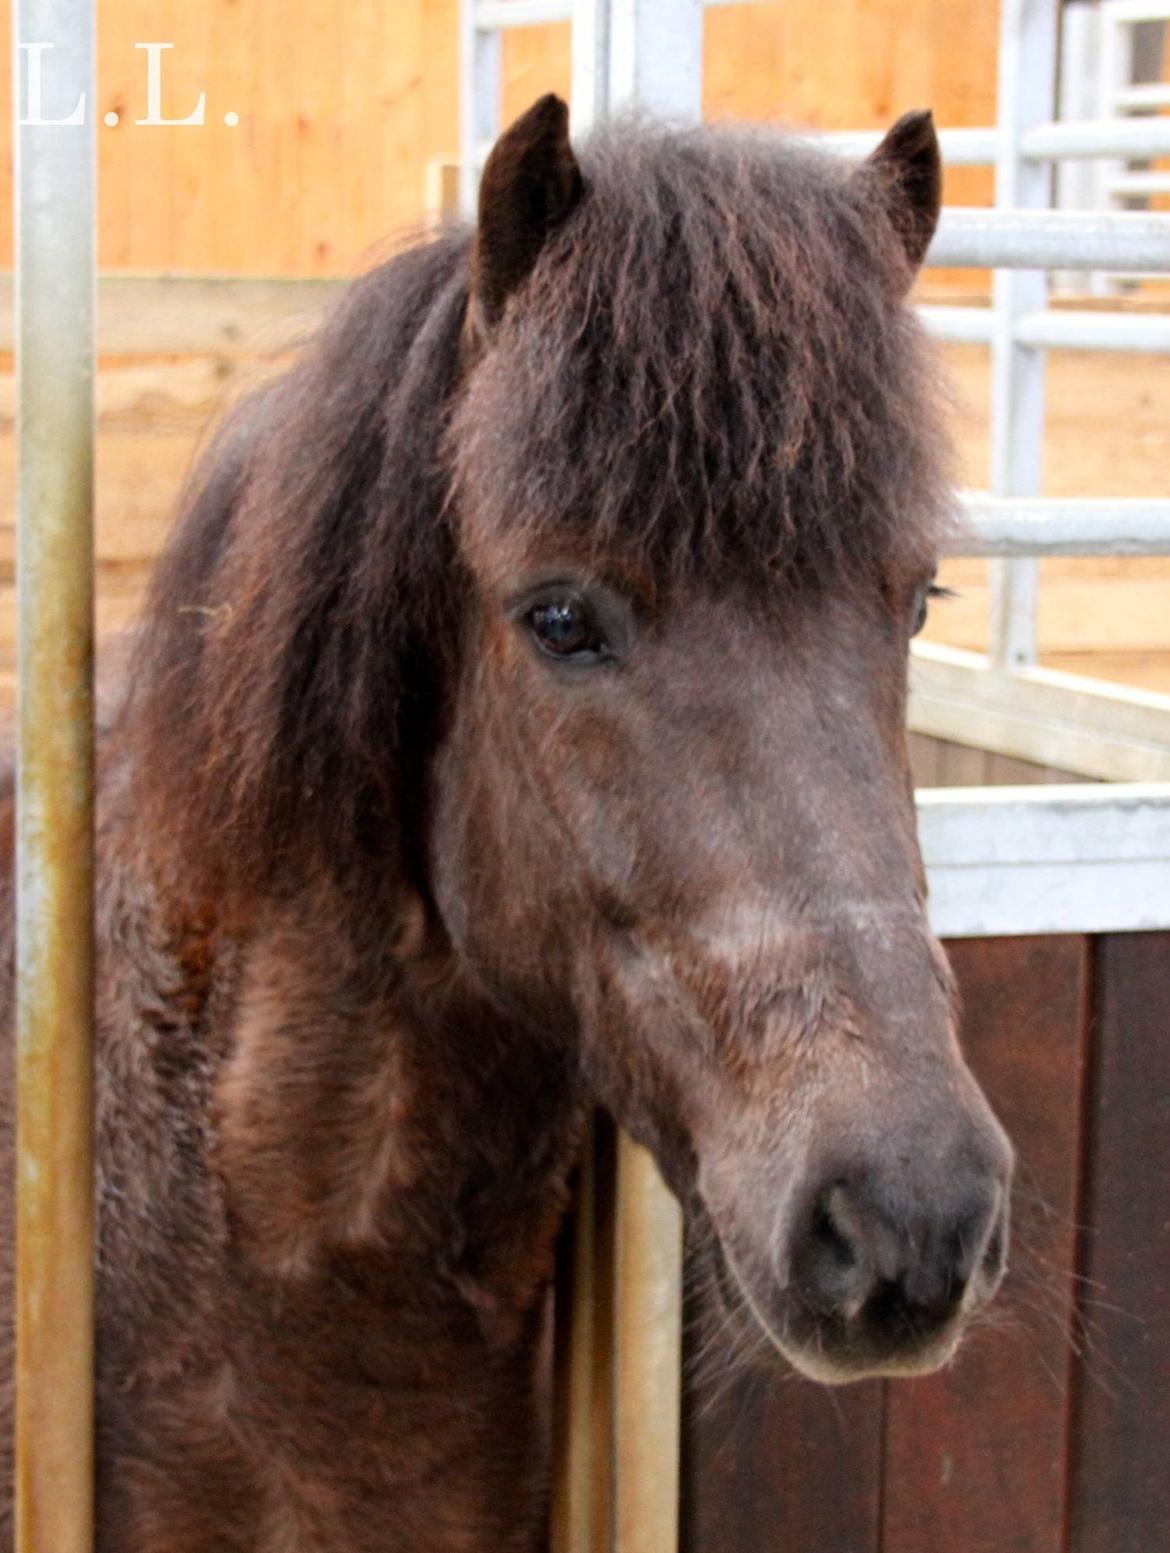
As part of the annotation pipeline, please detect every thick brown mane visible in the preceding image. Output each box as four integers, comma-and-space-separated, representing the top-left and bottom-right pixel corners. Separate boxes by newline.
129, 117, 951, 910
456, 119, 952, 586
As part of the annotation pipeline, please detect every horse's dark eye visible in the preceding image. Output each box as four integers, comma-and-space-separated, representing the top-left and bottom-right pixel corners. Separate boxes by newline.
912, 582, 953, 637
527, 597, 606, 661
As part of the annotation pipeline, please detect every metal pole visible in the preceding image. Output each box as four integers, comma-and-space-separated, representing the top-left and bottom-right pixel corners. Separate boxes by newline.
571, 0, 611, 137
612, 1133, 682, 1553
551, 1116, 617, 1553
608, 0, 703, 120
459, 0, 502, 220
988, 0, 1059, 668
12, 0, 96, 1548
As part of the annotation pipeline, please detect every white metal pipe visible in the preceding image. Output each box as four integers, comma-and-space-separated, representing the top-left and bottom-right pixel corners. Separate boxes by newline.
475, 0, 573, 27
1013, 309, 1170, 352
1100, 0, 1170, 21
928, 208, 1170, 270
1109, 170, 1170, 197
918, 304, 995, 344
988, 0, 1057, 670
459, 0, 502, 219
1116, 82, 1170, 109
814, 126, 1000, 165
13, 0, 96, 1546
954, 495, 1170, 555
920, 304, 1170, 353
608, 0, 703, 119
815, 118, 1170, 167
570, 0, 610, 135
1021, 116, 1170, 160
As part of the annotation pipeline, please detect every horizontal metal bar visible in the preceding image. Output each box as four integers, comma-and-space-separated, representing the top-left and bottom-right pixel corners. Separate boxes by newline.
920, 304, 1170, 353
474, 0, 571, 29
1109, 171, 1170, 197
1116, 83, 1170, 110
815, 127, 999, 166
909, 642, 1170, 783
953, 495, 1170, 556
1101, 0, 1170, 22
1014, 309, 1170, 352
816, 118, 1170, 168
927, 208, 1170, 271
1021, 117, 1170, 161
918, 784, 1170, 937
918, 304, 994, 344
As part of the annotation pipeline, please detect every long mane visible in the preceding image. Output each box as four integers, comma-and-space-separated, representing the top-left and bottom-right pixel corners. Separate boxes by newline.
128, 119, 950, 909
453, 118, 952, 587
128, 230, 472, 907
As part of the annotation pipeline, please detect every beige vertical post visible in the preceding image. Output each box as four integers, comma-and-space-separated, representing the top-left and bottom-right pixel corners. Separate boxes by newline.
552, 1116, 618, 1553
13, 0, 97, 1550
612, 1132, 683, 1553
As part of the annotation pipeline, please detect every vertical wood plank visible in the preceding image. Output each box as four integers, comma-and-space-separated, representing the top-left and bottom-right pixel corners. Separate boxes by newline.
1067, 933, 1170, 1553
882, 936, 1090, 1553
908, 731, 944, 787
681, 1346, 883, 1553
938, 740, 991, 786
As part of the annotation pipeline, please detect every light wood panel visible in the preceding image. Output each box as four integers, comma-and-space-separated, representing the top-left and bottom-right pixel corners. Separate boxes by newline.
0, 0, 1004, 278
0, 0, 461, 276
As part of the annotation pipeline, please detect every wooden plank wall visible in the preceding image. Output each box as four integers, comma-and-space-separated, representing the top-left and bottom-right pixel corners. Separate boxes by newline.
0, 0, 996, 279
680, 931, 1170, 1553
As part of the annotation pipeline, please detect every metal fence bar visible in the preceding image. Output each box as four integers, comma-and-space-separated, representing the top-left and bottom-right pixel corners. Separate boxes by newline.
459, 0, 502, 219
612, 1134, 683, 1553
608, 0, 703, 119
988, 0, 1058, 670
551, 1117, 617, 1553
571, 0, 610, 135
12, 0, 96, 1548
954, 494, 1170, 554
475, 0, 574, 26
920, 303, 1170, 351
928, 208, 1170, 270
1022, 115, 1170, 159
816, 118, 1170, 163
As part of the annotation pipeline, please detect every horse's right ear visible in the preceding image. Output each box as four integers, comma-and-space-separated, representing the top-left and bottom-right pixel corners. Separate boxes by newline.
862, 109, 942, 284
471, 93, 584, 335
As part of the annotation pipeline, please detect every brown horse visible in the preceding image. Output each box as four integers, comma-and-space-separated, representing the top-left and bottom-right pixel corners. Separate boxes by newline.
0, 97, 1012, 1551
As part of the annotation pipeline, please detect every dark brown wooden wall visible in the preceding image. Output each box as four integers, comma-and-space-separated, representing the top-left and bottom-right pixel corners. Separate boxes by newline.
680, 932, 1170, 1553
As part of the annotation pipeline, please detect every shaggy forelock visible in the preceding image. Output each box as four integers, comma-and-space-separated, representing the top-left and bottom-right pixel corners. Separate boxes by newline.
453, 118, 953, 586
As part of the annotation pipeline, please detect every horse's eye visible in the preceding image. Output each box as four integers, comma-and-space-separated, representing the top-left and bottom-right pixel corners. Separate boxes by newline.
527, 597, 607, 661
913, 582, 953, 637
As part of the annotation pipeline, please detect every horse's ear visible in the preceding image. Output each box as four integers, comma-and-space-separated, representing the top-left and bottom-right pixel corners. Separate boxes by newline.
863, 109, 941, 281
472, 93, 584, 333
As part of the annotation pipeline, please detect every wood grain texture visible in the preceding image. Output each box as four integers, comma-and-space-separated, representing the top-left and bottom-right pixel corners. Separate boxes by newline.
881, 936, 1090, 1553
681, 1346, 884, 1553
1067, 933, 1170, 1553
0, 0, 1004, 278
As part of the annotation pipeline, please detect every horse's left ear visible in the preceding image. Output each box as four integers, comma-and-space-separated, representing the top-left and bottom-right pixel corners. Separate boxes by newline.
472, 93, 585, 333
862, 109, 941, 282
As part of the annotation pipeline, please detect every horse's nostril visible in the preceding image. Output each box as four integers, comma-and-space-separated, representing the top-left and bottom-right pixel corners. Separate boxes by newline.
813, 1193, 858, 1272
792, 1183, 879, 1318
791, 1173, 1005, 1341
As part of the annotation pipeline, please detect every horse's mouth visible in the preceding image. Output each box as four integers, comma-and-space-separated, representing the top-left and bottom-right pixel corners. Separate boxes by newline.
702, 1213, 968, 1386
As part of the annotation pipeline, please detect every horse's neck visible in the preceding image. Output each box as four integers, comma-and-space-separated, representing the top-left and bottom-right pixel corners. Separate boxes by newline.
97, 876, 583, 1550
214, 901, 585, 1321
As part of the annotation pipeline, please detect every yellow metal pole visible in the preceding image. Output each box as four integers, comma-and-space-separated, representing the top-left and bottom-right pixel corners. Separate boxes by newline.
551, 1116, 618, 1553
612, 1132, 683, 1553
13, 2, 96, 1550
